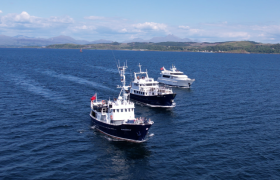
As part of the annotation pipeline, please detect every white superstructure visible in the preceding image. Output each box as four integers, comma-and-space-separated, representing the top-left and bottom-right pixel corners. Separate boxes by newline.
90, 98, 136, 125
157, 65, 195, 88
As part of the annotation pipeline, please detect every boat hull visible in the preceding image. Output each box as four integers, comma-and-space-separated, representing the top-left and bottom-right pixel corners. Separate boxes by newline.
90, 114, 152, 143
129, 93, 176, 107
158, 78, 195, 88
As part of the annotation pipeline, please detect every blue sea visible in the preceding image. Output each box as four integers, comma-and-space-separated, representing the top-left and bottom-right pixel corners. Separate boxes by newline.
1, 48, 280, 179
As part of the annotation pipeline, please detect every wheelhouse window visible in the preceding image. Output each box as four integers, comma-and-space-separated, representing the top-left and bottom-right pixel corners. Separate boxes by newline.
163, 75, 170, 78
125, 109, 127, 112
170, 73, 184, 75
121, 109, 123, 112
117, 109, 119, 112
113, 109, 115, 112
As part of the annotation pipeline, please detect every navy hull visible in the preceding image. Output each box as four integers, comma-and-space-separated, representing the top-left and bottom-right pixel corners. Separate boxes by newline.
129, 93, 176, 107
90, 114, 152, 143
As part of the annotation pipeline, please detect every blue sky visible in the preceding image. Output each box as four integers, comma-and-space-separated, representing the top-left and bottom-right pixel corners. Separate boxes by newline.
1, 0, 280, 43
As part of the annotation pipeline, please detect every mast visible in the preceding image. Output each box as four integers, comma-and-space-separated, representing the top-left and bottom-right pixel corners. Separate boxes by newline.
138, 63, 142, 73
117, 62, 129, 101
135, 63, 148, 78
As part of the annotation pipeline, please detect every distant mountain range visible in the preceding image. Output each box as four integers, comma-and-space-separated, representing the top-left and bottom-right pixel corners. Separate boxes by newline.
0, 34, 192, 47
0, 35, 113, 47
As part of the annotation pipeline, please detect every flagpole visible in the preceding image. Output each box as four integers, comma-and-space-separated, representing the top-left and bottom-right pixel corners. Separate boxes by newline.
96, 93, 97, 103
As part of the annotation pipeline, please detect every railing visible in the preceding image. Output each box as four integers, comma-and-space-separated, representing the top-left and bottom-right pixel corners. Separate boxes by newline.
113, 100, 134, 106
124, 118, 152, 124
142, 86, 172, 96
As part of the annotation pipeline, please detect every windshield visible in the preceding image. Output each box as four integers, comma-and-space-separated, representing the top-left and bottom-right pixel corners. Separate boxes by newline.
170, 73, 184, 75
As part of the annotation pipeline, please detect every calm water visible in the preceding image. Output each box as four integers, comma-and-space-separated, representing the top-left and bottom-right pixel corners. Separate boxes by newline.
1, 48, 280, 179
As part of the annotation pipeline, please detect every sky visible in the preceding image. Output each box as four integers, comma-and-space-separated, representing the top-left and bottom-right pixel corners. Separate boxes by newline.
1, 0, 280, 43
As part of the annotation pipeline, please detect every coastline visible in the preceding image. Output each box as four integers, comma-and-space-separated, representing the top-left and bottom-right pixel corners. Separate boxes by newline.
1, 40, 280, 54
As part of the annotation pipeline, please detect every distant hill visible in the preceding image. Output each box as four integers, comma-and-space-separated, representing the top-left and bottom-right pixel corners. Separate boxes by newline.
44, 41, 280, 54
2, 34, 280, 54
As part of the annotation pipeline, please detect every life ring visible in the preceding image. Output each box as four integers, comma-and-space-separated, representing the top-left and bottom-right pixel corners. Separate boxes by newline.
110, 115, 113, 120
102, 100, 105, 104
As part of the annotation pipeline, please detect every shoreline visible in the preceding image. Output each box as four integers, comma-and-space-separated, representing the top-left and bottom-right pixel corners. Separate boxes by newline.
1, 47, 280, 54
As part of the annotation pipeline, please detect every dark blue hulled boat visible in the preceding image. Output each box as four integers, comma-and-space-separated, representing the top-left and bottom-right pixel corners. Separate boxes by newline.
90, 63, 153, 143
129, 63, 176, 108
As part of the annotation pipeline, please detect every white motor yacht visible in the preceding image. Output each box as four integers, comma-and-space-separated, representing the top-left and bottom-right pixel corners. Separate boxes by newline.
157, 65, 195, 88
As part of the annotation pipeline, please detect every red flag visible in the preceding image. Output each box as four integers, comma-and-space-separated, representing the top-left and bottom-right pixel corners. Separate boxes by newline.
160, 67, 164, 71
91, 93, 96, 101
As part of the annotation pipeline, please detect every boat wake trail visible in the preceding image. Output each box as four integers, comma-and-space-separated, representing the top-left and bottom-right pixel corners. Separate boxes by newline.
8, 74, 68, 105
104, 136, 124, 142
89, 65, 131, 75
41, 70, 116, 92
89, 65, 119, 73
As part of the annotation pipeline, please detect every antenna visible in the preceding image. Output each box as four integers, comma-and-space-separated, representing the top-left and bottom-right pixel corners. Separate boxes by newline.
130, 69, 133, 82
111, 50, 118, 69
138, 63, 142, 73
116, 62, 129, 101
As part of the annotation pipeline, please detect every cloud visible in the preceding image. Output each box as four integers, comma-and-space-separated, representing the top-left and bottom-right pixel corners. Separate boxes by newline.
178, 25, 203, 34
252, 25, 280, 34
84, 16, 105, 20
176, 22, 280, 42
73, 25, 96, 31
120, 28, 127, 32
0, 11, 74, 29
0, 11, 76, 38
49, 16, 74, 23
1, 11, 280, 43
14, 11, 31, 22
0, 10, 2, 13
1, 11, 35, 24
178, 25, 190, 29
133, 22, 167, 31
220, 32, 250, 38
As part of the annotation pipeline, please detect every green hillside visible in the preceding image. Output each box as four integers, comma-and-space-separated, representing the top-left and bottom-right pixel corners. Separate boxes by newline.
44, 41, 280, 54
